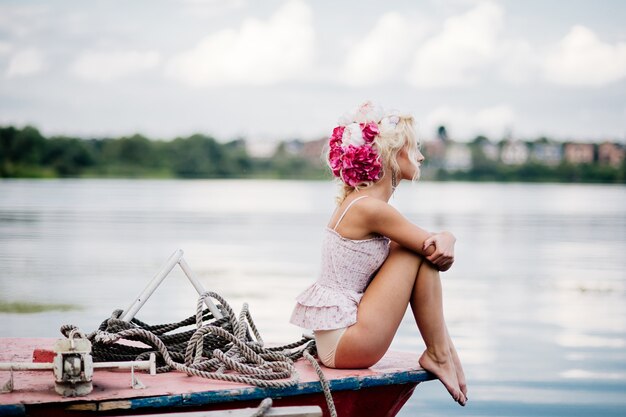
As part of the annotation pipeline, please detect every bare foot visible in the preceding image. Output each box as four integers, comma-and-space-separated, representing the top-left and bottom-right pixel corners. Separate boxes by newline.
448, 337, 467, 399
419, 350, 467, 406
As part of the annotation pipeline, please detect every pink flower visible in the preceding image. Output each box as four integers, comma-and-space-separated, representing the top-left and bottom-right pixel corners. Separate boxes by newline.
327, 116, 383, 187
361, 122, 379, 143
328, 146, 343, 176
330, 126, 344, 149
340, 145, 382, 187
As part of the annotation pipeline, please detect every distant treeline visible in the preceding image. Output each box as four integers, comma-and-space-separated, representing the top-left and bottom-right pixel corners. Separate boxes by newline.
0, 125, 326, 179
432, 159, 626, 183
1, 125, 624, 183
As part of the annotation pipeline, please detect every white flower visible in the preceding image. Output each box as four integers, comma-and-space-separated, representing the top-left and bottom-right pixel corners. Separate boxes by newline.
380, 114, 400, 134
341, 123, 365, 147
354, 101, 384, 124
338, 101, 385, 126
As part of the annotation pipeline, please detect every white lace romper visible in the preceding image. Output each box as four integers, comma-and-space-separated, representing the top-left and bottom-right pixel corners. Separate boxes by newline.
290, 196, 390, 365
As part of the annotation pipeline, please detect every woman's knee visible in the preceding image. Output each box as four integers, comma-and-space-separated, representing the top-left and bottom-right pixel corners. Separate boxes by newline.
388, 242, 425, 266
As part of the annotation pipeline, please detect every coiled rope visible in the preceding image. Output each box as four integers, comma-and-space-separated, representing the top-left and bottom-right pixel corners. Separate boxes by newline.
61, 291, 336, 417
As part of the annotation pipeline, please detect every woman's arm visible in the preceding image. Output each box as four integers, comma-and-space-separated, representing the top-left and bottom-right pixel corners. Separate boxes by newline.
364, 199, 456, 271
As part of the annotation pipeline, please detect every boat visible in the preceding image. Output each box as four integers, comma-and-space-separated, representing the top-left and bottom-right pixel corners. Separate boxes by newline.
0, 337, 432, 417
0, 250, 434, 416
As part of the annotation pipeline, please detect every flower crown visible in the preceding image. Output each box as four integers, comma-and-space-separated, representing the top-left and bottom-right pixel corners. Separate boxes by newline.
328, 101, 400, 187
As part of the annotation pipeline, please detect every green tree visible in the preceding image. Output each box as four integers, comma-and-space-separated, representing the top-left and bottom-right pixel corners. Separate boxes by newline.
170, 134, 225, 178
0, 125, 47, 176
43, 136, 96, 176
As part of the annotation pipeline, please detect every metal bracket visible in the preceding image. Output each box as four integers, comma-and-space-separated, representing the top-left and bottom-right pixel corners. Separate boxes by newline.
129, 352, 156, 389
0, 369, 13, 393
130, 365, 145, 389
0, 347, 157, 395
53, 332, 94, 396
119, 249, 222, 322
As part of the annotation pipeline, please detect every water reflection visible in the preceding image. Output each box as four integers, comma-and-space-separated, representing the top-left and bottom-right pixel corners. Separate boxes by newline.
0, 179, 625, 416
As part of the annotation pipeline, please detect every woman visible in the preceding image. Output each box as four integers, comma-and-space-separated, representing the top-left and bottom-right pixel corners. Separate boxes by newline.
290, 101, 467, 406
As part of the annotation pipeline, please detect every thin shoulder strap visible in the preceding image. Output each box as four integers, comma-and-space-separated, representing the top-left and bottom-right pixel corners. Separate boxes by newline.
333, 196, 369, 230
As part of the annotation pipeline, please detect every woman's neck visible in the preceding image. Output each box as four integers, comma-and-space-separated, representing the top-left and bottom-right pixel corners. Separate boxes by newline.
354, 175, 395, 202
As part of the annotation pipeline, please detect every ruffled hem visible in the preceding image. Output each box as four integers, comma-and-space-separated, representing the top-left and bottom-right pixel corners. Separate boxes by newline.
295, 282, 363, 308
290, 304, 357, 330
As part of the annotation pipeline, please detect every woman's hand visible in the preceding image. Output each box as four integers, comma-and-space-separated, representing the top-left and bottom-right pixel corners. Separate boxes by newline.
362, 199, 457, 268
423, 231, 456, 271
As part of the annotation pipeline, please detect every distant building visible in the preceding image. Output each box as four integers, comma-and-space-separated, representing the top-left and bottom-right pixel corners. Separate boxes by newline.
246, 139, 280, 158
444, 143, 472, 171
422, 139, 446, 163
501, 141, 529, 165
532, 143, 562, 166
283, 139, 304, 155
299, 138, 326, 162
598, 142, 625, 167
481, 142, 499, 161
564, 143, 594, 164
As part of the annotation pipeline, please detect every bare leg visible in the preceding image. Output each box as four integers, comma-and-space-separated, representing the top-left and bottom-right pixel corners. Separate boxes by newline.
411, 261, 466, 406
333, 244, 466, 406
334, 244, 420, 368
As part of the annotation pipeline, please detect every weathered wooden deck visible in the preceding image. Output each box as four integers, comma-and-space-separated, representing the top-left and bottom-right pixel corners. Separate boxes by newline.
0, 338, 433, 417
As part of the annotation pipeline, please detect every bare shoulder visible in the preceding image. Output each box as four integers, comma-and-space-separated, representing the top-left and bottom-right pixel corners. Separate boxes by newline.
352, 197, 405, 229
357, 197, 401, 220
360, 197, 427, 243
346, 195, 432, 252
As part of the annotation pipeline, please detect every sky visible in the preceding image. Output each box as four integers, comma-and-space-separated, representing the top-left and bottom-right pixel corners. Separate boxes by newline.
0, 0, 625, 143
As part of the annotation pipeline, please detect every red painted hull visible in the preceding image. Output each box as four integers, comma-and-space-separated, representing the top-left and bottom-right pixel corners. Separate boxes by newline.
19, 384, 417, 417
0, 338, 433, 417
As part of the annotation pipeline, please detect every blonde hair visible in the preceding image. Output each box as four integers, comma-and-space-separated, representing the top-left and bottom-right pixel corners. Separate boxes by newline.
328, 115, 420, 204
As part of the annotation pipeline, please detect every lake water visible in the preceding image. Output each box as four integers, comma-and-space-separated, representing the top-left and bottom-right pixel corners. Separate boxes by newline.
1, 179, 625, 416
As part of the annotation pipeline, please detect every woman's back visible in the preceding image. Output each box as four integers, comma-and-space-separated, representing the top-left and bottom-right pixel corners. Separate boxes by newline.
290, 196, 389, 330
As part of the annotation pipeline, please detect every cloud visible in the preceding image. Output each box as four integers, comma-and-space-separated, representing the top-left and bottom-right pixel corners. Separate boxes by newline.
70, 50, 161, 82
0, 4, 50, 38
543, 25, 626, 87
341, 12, 425, 86
166, 0, 314, 87
5, 48, 46, 78
423, 104, 515, 139
495, 39, 539, 85
0, 41, 13, 56
407, 0, 503, 88
179, 0, 247, 19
